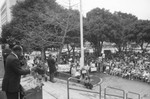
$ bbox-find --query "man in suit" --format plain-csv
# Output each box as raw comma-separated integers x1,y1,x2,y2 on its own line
2,45,30,99
47,54,56,83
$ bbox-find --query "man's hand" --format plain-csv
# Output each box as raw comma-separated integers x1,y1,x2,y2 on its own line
25,66,31,71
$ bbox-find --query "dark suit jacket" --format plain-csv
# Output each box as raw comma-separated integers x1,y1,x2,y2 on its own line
2,53,30,93
47,57,56,74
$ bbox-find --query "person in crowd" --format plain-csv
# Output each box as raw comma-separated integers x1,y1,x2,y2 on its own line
2,45,30,99
47,54,56,83
2,44,11,71
33,56,40,65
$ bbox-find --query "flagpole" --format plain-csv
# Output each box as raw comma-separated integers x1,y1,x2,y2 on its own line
80,0,84,68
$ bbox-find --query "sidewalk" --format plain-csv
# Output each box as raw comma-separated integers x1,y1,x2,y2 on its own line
43,88,56,99
42,78,101,99
42,74,150,99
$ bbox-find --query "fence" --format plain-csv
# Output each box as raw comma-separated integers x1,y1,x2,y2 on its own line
67,77,102,99
104,86,125,99
126,91,140,99
67,77,141,99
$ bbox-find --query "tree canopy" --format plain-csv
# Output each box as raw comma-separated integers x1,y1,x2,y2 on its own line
1,0,150,60
85,8,113,56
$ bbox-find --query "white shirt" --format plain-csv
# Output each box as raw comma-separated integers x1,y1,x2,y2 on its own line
11,52,18,59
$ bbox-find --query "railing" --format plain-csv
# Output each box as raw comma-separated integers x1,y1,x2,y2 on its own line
67,76,141,99
126,91,140,99
104,86,125,99
67,77,102,99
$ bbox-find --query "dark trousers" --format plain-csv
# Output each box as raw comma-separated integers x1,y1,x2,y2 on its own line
49,73,55,81
6,92,19,99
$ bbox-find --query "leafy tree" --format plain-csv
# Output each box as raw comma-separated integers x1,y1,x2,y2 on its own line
14,0,64,60
1,0,67,61
64,29,80,61
1,19,26,48
50,9,80,63
129,20,150,52
85,8,113,56
108,12,138,52
1,0,80,61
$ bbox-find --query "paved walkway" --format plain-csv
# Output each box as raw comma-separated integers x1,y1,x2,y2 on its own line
1,73,150,99
43,78,101,99
95,73,150,99
42,74,150,99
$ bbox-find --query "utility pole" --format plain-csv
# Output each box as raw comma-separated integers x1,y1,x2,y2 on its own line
80,0,84,68
69,0,71,9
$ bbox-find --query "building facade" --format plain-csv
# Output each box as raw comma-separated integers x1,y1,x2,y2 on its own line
0,0,18,37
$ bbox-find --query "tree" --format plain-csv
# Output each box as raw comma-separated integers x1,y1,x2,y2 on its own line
85,8,113,56
128,20,150,52
1,0,80,61
51,9,80,63
108,12,138,52
14,0,65,60
64,29,80,61
1,18,26,48
1,0,67,61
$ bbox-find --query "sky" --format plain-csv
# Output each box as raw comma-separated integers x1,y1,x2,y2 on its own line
0,0,150,20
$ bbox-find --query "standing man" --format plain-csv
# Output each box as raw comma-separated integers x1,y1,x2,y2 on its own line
47,54,56,83
2,44,11,71
2,45,30,99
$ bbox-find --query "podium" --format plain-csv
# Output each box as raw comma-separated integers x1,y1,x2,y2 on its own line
0,87,42,99
0,78,43,99
21,76,43,99
24,86,43,99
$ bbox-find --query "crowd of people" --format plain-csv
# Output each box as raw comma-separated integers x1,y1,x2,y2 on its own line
28,51,150,86
66,52,150,85
100,52,150,84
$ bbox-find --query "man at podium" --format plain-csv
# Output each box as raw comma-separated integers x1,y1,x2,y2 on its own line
2,45,30,99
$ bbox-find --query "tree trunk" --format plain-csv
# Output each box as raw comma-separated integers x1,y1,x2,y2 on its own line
67,44,71,60
99,41,103,55
117,44,122,53
145,42,150,51
140,42,144,52
72,46,75,62
96,41,103,57
57,45,63,63
118,47,122,52
57,12,70,63
41,48,45,62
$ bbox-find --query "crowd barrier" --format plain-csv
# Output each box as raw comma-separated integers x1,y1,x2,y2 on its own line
67,77,141,99
67,77,102,99
126,91,140,99
104,86,125,99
